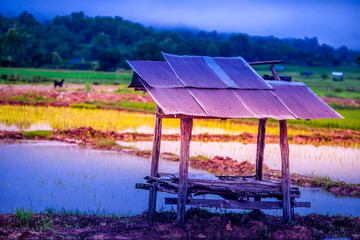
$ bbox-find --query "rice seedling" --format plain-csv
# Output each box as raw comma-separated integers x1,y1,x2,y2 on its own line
1,105,357,136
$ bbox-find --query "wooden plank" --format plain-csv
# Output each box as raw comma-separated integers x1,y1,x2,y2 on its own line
148,106,162,215
279,120,291,223
255,119,267,181
177,118,193,225
248,60,283,66
166,198,310,209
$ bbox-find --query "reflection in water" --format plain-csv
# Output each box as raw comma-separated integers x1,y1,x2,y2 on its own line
0,141,205,214
117,141,360,184
0,142,359,216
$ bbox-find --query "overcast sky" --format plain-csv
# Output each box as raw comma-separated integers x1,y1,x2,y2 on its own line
1,0,359,50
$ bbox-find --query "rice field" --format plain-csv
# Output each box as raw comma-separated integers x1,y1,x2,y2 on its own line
1,105,357,135
117,140,360,184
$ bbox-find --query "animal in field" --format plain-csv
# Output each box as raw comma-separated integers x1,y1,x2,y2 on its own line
54,79,65,88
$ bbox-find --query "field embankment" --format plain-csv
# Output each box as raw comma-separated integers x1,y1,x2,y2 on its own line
0,208,359,239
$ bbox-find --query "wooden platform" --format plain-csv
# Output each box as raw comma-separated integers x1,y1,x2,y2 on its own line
136,174,310,210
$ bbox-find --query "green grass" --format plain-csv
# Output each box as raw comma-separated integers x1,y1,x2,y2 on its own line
23,130,53,139
253,64,360,99
0,67,132,85
286,108,360,131
6,93,55,103
84,100,156,112
70,103,98,109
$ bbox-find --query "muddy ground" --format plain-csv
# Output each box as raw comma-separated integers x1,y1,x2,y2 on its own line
1,208,359,240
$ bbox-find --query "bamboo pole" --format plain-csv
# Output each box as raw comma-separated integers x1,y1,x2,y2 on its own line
148,106,162,215
176,118,193,225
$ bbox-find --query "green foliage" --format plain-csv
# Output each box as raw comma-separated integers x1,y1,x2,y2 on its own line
14,208,34,228
97,50,122,71
0,11,358,70
23,130,53,139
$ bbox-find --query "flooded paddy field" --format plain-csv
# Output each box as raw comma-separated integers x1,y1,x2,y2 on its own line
118,141,360,184
0,141,359,217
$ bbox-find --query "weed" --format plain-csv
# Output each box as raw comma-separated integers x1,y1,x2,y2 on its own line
14,208,34,228
23,130,53,139
36,216,54,230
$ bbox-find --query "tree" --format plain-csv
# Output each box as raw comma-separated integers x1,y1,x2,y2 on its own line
136,42,161,60
97,50,122,71
219,42,234,57
356,56,360,65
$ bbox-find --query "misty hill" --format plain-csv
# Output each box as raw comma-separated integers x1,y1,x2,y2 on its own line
0,11,358,71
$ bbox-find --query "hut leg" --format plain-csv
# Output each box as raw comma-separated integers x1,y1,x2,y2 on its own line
148,106,162,216
279,120,291,223
254,118,267,210
176,118,193,225
255,118,267,181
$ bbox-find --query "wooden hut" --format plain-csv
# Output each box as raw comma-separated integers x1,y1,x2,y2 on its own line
128,53,343,224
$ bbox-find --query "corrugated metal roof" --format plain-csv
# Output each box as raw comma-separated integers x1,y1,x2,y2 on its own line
127,60,183,88
214,57,273,90
267,81,344,119
143,85,207,116
187,89,255,118
127,53,343,120
232,90,296,120
163,53,229,88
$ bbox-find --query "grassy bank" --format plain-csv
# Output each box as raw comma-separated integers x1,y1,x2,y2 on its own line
1,208,359,239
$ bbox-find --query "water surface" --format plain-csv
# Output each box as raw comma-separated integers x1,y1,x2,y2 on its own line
1,141,359,216
118,141,360,184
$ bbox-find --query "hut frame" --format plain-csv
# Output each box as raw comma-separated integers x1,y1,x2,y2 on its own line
134,60,312,224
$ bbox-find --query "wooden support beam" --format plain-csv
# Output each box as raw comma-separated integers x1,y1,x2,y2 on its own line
177,118,193,225
166,198,310,209
248,60,284,66
255,119,267,181
279,120,291,223
148,106,162,215
271,64,281,81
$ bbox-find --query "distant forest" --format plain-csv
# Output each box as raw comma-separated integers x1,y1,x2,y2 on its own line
0,11,359,71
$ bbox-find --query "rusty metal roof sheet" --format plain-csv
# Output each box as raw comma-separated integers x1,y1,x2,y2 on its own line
187,89,255,118
267,81,344,119
127,60,183,88
232,90,296,120
213,57,273,90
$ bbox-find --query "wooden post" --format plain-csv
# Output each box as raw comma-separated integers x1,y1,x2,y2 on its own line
255,119,267,181
270,64,281,81
279,120,291,223
148,106,162,215
176,118,193,225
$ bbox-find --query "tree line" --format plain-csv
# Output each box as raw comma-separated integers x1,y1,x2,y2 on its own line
0,11,359,71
